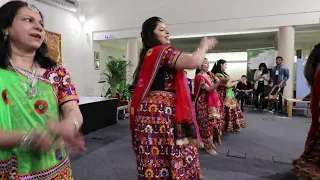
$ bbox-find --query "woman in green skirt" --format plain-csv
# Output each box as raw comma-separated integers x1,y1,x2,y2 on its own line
0,1,85,179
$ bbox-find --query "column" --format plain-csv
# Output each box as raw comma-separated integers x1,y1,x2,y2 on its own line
277,26,295,99
126,38,139,84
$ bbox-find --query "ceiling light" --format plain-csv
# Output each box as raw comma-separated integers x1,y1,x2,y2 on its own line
170,29,279,39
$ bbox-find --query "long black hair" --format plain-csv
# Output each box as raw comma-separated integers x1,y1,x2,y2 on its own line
132,17,163,85
258,63,269,74
304,43,320,87
195,68,201,75
0,1,56,69
211,59,229,77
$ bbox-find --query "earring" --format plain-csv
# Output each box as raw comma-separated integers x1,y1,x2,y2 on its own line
2,30,8,41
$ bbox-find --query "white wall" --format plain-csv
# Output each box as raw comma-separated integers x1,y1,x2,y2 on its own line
7,0,318,97
23,1,101,97
185,52,248,80
82,0,320,40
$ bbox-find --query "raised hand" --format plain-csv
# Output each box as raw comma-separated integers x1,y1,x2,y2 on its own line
200,37,218,51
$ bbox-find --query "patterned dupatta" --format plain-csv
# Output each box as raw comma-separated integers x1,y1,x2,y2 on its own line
130,45,202,145
306,69,320,147
194,72,222,118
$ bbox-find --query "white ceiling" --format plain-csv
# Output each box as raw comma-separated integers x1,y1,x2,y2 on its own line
98,24,320,52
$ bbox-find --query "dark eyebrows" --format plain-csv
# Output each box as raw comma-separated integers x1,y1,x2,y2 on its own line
158,27,167,30
23,15,43,24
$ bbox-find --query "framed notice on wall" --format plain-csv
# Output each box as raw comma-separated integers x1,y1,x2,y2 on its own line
246,48,276,83
94,51,100,61
45,30,62,65
94,51,100,70
94,60,100,70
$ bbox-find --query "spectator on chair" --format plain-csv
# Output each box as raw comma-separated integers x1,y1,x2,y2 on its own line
235,75,253,111
271,56,290,112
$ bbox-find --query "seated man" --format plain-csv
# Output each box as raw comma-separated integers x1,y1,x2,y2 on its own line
236,75,254,111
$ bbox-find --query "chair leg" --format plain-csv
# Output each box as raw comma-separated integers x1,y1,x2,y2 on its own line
275,98,278,115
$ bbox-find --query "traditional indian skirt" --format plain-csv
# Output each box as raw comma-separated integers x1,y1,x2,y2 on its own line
294,129,320,180
133,91,201,180
218,90,246,132
195,92,222,149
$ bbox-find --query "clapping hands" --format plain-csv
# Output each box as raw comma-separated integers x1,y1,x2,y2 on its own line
47,119,86,155
200,37,218,51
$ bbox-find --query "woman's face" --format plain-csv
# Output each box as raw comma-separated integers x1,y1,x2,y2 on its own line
221,63,227,71
154,22,170,45
6,7,45,51
201,59,209,72
260,66,265,70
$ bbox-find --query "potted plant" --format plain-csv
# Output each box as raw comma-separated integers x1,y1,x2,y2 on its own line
117,81,132,119
118,80,131,103
99,56,130,98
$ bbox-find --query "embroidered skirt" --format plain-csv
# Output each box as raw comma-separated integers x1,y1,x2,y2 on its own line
218,89,246,132
133,91,201,179
195,92,222,149
294,129,320,179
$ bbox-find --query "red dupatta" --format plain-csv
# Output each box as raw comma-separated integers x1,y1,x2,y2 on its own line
130,45,202,145
305,69,320,147
194,72,223,111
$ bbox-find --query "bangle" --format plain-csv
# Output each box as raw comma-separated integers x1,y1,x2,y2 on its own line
20,131,33,148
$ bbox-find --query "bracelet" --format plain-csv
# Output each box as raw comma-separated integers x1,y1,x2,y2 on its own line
20,130,33,148
73,118,80,132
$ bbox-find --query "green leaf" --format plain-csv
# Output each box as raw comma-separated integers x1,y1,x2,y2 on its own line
99,56,131,97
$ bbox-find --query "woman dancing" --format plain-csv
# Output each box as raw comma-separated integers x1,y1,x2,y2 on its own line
294,43,320,179
0,1,85,179
130,16,217,179
194,58,224,155
212,59,246,133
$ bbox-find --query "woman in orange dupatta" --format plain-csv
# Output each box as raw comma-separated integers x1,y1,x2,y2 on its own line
130,17,217,179
194,58,224,155
294,43,320,180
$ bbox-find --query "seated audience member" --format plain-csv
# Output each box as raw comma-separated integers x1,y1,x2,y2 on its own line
236,75,253,111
